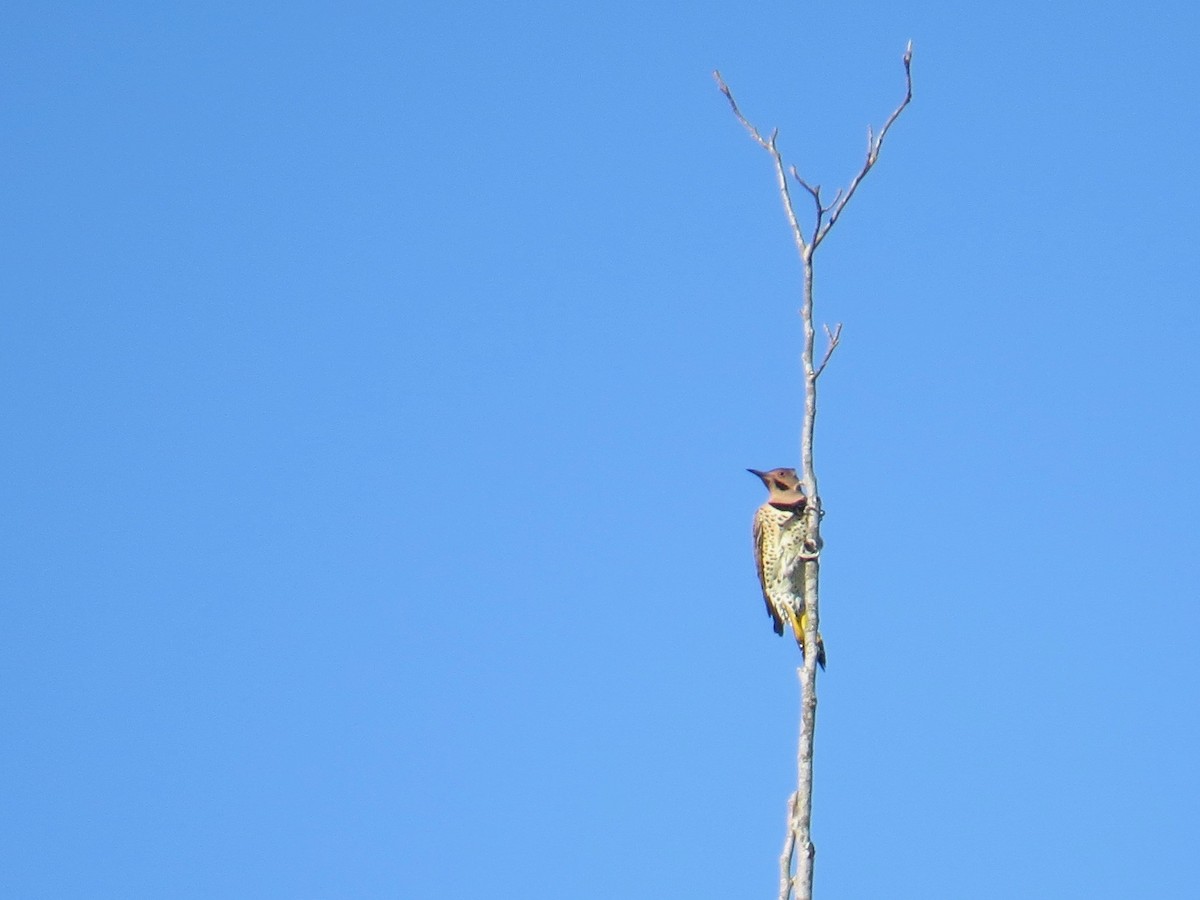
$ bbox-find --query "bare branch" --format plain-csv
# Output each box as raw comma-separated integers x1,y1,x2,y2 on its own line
814,322,843,378
713,71,810,251
790,166,825,241
814,41,914,248
712,69,771,149
795,182,824,236
778,792,799,900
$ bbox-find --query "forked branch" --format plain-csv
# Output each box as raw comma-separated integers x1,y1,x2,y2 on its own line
714,44,913,260
815,323,843,379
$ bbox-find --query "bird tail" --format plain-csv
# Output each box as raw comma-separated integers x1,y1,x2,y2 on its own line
787,607,827,670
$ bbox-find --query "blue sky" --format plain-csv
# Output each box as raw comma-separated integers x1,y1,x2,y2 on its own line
3,1,1199,897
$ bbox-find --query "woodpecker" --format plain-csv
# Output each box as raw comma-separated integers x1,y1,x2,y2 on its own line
747,467,826,669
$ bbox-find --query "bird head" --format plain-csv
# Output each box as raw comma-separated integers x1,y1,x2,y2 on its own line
747,467,807,510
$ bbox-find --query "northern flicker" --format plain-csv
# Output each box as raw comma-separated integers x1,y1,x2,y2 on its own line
747,467,826,669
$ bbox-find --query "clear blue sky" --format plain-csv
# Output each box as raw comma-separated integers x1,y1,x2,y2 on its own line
4,1,1199,897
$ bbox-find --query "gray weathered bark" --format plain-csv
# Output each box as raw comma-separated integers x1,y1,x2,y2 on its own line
714,43,913,900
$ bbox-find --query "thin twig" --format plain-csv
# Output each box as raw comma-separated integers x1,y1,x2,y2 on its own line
814,323,843,378
713,70,772,149
790,166,825,240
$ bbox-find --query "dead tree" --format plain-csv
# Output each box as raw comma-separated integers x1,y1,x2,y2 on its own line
714,43,913,900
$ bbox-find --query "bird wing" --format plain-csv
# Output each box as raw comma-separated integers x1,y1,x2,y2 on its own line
753,511,784,636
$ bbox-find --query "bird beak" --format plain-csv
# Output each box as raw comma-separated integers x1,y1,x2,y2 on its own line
746,468,766,479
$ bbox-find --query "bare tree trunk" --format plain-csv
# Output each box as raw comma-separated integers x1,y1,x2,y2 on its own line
714,43,913,900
